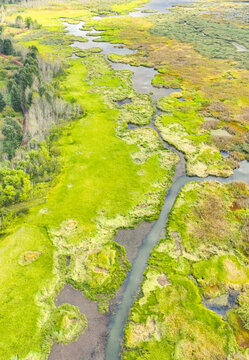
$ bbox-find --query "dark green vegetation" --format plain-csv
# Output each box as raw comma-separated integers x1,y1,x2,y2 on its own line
123,182,249,359
2,117,22,158
8,46,40,112
0,38,14,55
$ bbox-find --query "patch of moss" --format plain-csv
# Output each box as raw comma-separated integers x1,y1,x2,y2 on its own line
69,242,130,301
50,304,87,344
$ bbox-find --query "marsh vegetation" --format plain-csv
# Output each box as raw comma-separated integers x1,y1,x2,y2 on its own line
0,0,248,359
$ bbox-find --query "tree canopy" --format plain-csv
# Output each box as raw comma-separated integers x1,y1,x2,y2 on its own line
0,167,31,207
2,118,23,159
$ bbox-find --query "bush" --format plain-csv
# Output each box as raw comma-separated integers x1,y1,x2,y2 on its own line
13,143,60,182
0,167,31,206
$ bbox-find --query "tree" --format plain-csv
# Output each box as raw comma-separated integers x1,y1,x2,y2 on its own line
2,39,14,55
15,15,23,28
25,17,33,29
2,118,22,159
13,144,59,181
0,167,31,206
18,66,34,89
7,80,13,92
29,45,38,55
10,84,21,112
0,92,5,111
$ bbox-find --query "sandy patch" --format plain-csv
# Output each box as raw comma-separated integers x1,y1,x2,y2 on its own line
224,259,247,283
232,42,249,52
211,129,232,137
157,274,170,286
19,251,41,265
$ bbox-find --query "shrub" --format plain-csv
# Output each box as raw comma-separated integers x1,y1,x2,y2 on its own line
0,167,31,206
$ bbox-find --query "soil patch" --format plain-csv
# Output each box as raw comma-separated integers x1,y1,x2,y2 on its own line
49,285,108,360
114,221,155,264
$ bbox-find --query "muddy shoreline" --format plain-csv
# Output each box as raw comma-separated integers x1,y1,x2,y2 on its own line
49,221,155,360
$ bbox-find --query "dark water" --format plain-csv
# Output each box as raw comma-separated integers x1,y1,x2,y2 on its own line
93,0,195,18
220,150,231,158
63,2,249,360
66,255,71,266
111,61,182,101
203,290,240,317
115,98,132,106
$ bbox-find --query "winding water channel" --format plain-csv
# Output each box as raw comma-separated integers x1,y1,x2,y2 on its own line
62,1,249,359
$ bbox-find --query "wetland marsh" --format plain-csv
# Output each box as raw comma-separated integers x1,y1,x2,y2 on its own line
0,0,249,359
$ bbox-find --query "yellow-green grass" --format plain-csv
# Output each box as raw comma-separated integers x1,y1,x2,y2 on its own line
50,303,87,344
29,59,174,239
193,255,249,297
111,0,148,13
165,181,249,261
123,275,237,360
7,6,90,32
0,225,56,359
155,92,241,177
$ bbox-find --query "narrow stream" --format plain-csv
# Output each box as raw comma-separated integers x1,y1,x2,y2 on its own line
105,163,249,360
64,1,249,359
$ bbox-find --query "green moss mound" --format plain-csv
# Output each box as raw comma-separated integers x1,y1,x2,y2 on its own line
50,304,87,344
